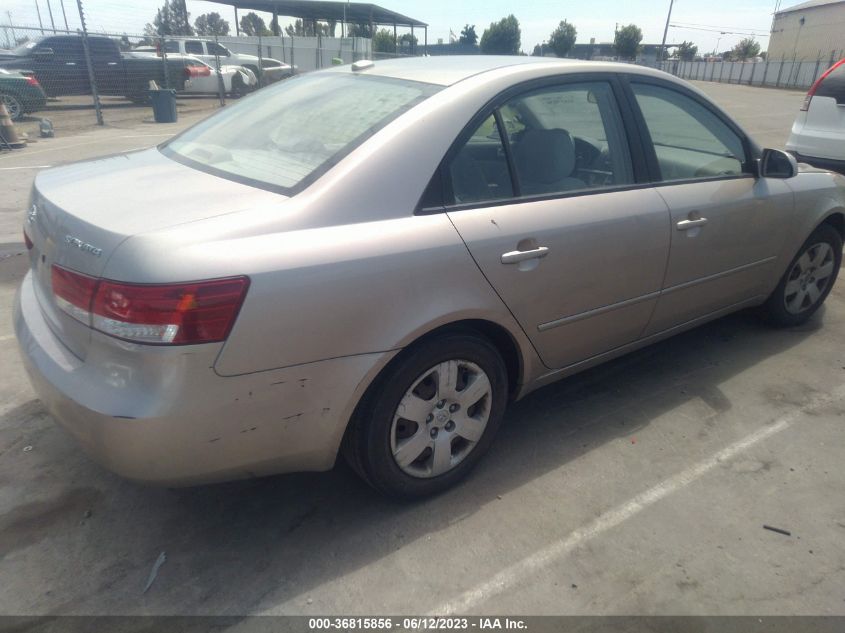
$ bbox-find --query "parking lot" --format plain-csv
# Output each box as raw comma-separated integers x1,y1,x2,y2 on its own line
1,79,844,618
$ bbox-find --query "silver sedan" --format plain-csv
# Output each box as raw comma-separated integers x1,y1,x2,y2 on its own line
15,56,845,498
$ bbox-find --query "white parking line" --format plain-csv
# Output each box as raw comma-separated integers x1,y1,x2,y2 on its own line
431,384,845,615
0,335,14,342
0,166,53,170
0,133,172,161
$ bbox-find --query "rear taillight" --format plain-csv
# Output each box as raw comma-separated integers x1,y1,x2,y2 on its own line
185,65,211,78
24,230,34,250
25,76,41,87
801,58,845,111
51,264,249,345
52,265,98,325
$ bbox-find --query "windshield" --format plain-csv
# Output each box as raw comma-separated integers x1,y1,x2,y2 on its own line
162,72,440,194
11,40,40,55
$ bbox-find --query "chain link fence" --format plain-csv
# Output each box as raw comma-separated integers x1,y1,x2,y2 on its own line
0,19,378,128
650,50,845,90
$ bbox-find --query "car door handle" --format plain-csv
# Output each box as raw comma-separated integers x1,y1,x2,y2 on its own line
107,62,118,66
65,62,76,66
676,218,708,230
501,246,549,264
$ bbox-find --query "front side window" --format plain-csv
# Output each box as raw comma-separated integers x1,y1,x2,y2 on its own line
164,74,440,193
163,40,180,53
208,42,229,56
632,83,747,181
185,41,204,55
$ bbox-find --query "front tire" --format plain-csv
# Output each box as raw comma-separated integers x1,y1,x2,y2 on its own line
0,92,23,121
344,331,508,499
761,223,842,327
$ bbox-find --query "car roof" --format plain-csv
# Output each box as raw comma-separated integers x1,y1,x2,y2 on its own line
327,55,672,87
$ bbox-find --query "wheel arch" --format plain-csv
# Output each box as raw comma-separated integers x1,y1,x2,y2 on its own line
821,210,845,242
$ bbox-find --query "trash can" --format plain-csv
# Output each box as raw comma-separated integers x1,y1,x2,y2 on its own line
149,88,177,123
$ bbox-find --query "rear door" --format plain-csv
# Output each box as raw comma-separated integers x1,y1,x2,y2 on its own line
87,37,123,95
442,77,671,369
626,79,795,335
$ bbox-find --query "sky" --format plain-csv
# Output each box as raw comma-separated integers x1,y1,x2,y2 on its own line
2,0,784,55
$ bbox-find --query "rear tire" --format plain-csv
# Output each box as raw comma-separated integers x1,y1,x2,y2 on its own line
760,223,841,327
343,330,508,499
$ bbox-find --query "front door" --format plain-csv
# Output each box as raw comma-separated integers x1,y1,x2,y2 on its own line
627,81,795,335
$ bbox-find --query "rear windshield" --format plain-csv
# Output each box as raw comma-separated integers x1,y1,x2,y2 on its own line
162,73,440,194
817,62,845,102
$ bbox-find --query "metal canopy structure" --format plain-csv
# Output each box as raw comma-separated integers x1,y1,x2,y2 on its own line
209,0,428,50
210,0,427,27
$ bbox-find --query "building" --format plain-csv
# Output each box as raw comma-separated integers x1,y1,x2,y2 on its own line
768,0,845,61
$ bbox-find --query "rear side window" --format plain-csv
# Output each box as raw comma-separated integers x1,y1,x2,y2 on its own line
448,114,513,204
185,41,204,55
632,83,746,181
816,62,845,103
499,82,634,195
163,40,179,54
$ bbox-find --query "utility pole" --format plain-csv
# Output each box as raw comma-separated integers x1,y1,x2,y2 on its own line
45,0,56,32
75,0,103,125
659,0,675,62
59,0,69,30
6,12,16,46
34,0,45,34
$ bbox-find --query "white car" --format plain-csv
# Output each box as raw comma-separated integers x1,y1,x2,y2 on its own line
162,39,294,84
126,50,256,96
786,59,845,174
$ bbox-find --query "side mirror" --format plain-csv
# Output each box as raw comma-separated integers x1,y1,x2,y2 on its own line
33,48,54,60
759,148,798,179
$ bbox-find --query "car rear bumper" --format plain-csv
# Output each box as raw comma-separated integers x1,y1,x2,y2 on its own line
14,271,393,486
789,151,845,176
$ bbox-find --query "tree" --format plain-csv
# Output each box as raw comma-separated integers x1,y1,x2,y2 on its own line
731,37,761,60
459,24,478,45
532,43,543,56
240,12,272,36
195,12,230,36
347,23,373,38
480,15,521,55
613,23,642,60
548,20,577,58
399,33,418,51
373,28,396,53
285,19,333,36
147,0,193,36
169,0,193,35
676,40,698,61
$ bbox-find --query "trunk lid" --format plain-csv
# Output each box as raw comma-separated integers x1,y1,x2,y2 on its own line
28,148,283,359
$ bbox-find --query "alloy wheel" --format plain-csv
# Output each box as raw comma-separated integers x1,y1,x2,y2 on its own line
783,242,836,315
1,94,22,121
390,359,492,478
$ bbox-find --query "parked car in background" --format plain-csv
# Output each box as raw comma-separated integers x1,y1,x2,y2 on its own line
0,68,47,120
787,59,845,174
0,35,190,100
126,49,256,97
161,39,294,83
15,57,844,499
